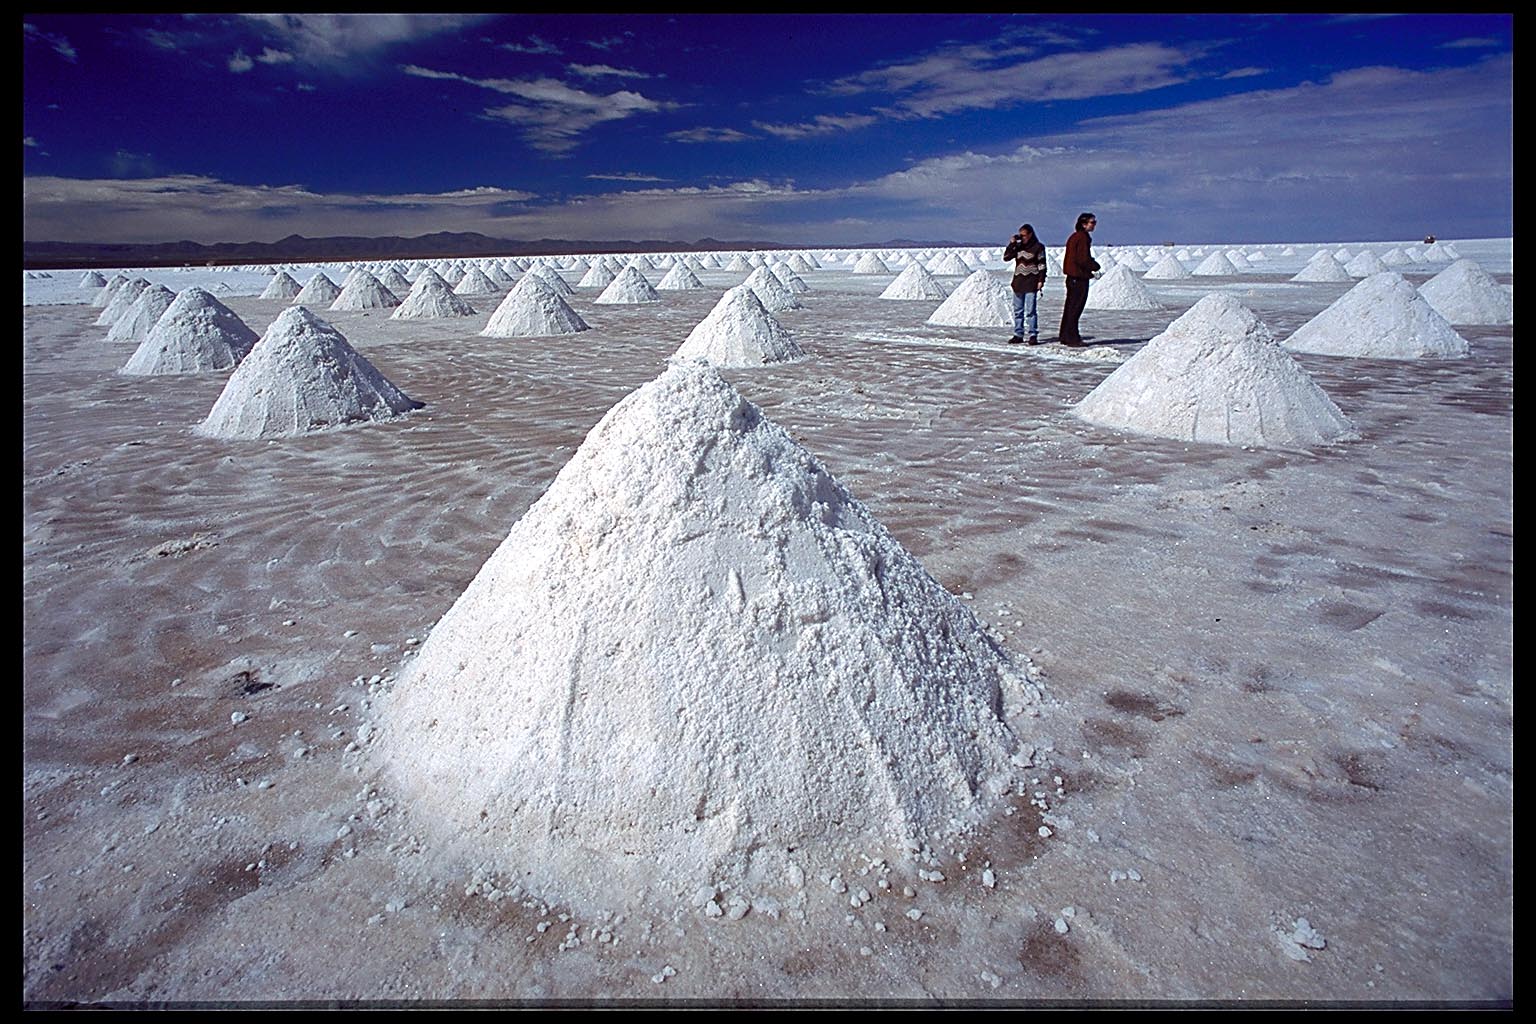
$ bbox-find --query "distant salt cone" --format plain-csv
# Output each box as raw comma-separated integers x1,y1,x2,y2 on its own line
880,262,949,300
672,286,803,367
925,270,1013,328
452,266,501,297
1290,252,1352,283
378,267,414,295
120,286,259,375
852,252,891,274
1085,264,1164,311
96,277,151,326
926,252,972,276
292,272,341,306
1380,248,1412,267
656,263,705,291
196,306,421,439
743,265,803,312
724,253,754,272
787,254,814,274
1284,272,1470,359
769,262,811,294
1344,251,1388,278
528,264,575,298
261,271,303,300
392,277,477,319
1417,259,1513,325
79,271,107,289
1074,293,1357,449
106,284,177,343
1192,251,1240,276
377,358,1028,917
330,270,400,311
578,262,617,289
486,264,516,287
91,273,132,308
481,274,590,337
595,265,662,304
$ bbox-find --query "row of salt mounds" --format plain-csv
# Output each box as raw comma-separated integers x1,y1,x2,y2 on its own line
1417,259,1513,325
96,277,151,325
106,284,177,343
1142,253,1191,280
79,271,107,289
1284,272,1469,359
672,286,803,367
926,269,1012,328
91,273,132,308
453,266,501,297
1074,293,1357,449
392,274,476,320
770,262,810,294
926,251,972,276
261,271,304,300
292,272,342,306
482,274,589,337
197,306,422,440
1291,251,1352,283
1084,264,1164,311
1191,251,1240,276
121,287,258,375
595,265,661,305
377,359,1028,917
744,265,803,313
656,262,706,291
881,262,949,300
330,269,400,311
852,252,891,274
1344,251,1388,278
578,262,617,289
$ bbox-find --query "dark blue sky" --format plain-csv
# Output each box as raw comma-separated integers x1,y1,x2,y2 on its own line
22,13,1514,245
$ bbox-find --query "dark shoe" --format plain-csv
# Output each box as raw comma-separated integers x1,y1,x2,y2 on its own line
1060,338,1087,348
1026,335,1041,345
1007,335,1024,344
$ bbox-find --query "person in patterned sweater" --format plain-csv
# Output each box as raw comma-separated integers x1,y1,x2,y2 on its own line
1002,223,1047,345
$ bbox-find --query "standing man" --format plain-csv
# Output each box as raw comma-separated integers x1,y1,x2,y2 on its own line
1002,223,1047,345
1058,212,1099,347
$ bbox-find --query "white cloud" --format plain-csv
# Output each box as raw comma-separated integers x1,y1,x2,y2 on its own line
23,23,77,63
500,35,560,55
1219,67,1268,80
296,82,317,92
569,63,650,79
256,47,295,65
585,34,632,52
666,126,754,144
752,114,878,140
1440,37,1502,49
228,50,254,73
243,14,491,64
585,173,669,182
24,137,39,148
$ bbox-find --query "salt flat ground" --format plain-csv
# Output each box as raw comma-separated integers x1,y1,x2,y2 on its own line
23,242,1512,1004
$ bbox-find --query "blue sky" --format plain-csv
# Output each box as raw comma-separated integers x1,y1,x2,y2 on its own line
22,13,1513,246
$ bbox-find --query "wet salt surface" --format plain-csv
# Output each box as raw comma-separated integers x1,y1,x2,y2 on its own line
23,249,1511,1003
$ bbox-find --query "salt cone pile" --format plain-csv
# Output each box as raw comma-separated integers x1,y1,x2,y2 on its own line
787,254,815,274
1284,272,1470,359
1381,248,1412,267
1143,253,1191,280
1290,252,1352,283
672,285,803,366
378,359,1027,916
95,277,151,326
770,263,811,294
880,262,949,300
486,264,516,287
926,270,1012,328
528,264,574,298
724,253,754,272
261,271,304,300
578,262,617,289
292,272,341,306
852,252,891,274
1085,264,1164,311
120,286,258,375
743,265,803,312
79,271,107,289
1417,259,1513,325
481,274,589,337
926,252,972,276
450,267,498,297
595,265,661,305
106,284,177,343
392,276,476,319
379,267,414,295
196,306,421,439
330,270,400,311
91,273,132,308
656,263,705,291
1074,293,1357,448
1192,251,1240,276
1345,251,1387,278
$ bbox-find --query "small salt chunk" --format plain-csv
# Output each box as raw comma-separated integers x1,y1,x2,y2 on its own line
282,619,295,627
230,711,248,725
704,900,723,918
691,886,716,907
982,869,996,889
859,946,872,957
344,630,358,638
927,871,945,883
662,965,676,977
536,921,550,933
1085,829,1100,843
726,901,749,921
122,753,139,765
1128,868,1142,882
1054,918,1069,934
1062,906,1076,918
902,886,915,898
906,908,923,921
257,780,272,790
829,877,847,894
337,825,352,838
1109,870,1126,883
1038,826,1053,838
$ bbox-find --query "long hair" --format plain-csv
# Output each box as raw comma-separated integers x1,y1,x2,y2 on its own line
1018,223,1036,240
1075,212,1096,231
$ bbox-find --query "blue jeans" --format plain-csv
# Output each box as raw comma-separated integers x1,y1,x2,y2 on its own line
1011,287,1038,338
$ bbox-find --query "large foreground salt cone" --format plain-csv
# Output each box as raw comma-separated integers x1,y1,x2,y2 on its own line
120,287,258,375
1416,259,1513,325
925,269,1012,327
481,274,589,337
672,285,803,366
379,360,1028,915
1074,293,1357,449
196,306,421,439
1284,272,1470,358
1085,264,1164,310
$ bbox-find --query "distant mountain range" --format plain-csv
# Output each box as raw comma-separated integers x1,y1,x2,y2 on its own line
23,232,990,269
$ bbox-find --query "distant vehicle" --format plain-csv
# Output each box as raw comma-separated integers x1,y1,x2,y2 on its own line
1423,235,1437,244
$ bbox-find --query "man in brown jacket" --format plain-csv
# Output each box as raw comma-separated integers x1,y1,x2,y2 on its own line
1058,212,1099,347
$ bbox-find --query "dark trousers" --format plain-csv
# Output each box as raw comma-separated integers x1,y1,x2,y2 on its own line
1060,277,1090,342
